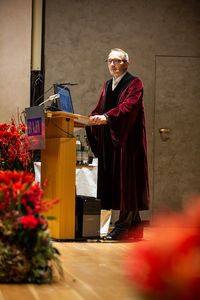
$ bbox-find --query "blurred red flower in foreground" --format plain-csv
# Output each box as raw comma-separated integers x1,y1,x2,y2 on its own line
124,197,200,300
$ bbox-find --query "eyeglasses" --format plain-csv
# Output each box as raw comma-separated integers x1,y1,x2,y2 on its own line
106,59,126,65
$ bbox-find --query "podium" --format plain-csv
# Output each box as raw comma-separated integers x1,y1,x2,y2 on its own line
41,111,90,240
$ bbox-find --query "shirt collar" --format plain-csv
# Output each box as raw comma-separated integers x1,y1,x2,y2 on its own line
112,72,127,90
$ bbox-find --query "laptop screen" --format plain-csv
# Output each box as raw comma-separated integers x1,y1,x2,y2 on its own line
50,84,74,113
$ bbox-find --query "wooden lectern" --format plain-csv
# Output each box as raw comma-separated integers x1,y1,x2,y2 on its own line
41,111,90,240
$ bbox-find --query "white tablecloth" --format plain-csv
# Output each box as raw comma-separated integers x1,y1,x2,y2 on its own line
34,162,97,197
76,166,97,197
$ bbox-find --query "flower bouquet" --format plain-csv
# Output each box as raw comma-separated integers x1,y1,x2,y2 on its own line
0,170,63,283
0,119,33,171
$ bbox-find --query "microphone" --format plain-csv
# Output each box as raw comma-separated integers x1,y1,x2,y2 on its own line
39,94,60,106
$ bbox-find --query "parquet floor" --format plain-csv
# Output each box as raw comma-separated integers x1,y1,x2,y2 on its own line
0,229,152,300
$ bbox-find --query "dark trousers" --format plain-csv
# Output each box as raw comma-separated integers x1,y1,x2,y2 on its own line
115,210,142,228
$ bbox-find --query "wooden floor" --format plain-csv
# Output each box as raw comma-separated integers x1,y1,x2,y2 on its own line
0,229,152,300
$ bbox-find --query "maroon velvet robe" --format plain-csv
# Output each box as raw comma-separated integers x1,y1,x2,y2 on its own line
86,72,149,211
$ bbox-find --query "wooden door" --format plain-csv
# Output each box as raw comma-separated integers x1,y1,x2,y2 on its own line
153,56,200,214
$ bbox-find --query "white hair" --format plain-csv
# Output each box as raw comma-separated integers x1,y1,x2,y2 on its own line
109,48,129,62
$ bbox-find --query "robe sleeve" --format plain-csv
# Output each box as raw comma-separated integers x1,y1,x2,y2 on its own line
105,77,144,146
85,84,106,157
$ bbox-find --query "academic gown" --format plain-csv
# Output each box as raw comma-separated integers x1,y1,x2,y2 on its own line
86,72,149,211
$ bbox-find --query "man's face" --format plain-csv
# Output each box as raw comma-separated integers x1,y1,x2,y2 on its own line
107,50,128,78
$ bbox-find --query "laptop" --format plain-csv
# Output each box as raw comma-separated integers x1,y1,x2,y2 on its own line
48,83,74,113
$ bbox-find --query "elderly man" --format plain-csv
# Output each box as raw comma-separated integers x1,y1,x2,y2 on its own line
86,48,149,241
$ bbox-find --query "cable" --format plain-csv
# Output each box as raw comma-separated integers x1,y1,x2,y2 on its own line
50,119,75,138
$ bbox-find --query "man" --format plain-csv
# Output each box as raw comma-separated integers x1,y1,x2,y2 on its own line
86,48,149,241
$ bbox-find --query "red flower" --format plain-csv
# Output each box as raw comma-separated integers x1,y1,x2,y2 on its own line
0,170,58,215
124,198,200,300
0,119,33,171
20,215,38,229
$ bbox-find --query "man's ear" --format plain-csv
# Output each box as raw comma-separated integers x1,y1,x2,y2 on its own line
124,61,129,67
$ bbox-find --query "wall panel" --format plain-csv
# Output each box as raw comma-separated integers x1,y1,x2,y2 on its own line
0,0,32,122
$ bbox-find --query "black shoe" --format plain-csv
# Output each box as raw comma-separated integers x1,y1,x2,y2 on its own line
103,226,129,241
127,224,144,241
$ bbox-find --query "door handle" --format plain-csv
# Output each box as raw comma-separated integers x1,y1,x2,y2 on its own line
159,128,170,141
159,128,170,134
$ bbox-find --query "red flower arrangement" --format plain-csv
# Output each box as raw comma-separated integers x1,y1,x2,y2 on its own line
0,170,62,283
0,119,33,171
124,197,200,300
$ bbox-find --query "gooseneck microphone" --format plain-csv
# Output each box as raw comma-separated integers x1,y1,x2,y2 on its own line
39,94,60,106
33,82,78,106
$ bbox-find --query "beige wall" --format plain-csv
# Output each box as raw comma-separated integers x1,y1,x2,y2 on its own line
44,0,200,212
44,0,200,115
0,0,32,122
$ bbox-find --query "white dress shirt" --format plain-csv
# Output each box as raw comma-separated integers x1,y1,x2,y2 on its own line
112,72,127,90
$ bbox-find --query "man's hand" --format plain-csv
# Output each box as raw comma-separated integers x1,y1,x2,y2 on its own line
89,115,107,125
